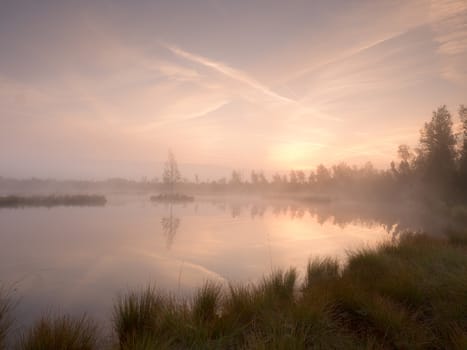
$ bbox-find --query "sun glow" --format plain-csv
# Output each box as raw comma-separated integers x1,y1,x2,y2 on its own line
269,142,325,169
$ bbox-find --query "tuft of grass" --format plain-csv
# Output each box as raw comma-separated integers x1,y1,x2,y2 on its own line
446,229,467,247
191,281,222,324
0,290,13,350
113,286,164,347
258,268,297,304
17,315,98,350
303,257,340,290
223,284,257,327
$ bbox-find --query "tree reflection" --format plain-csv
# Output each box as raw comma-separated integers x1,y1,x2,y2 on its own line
205,198,449,236
250,203,266,219
157,198,453,249
161,204,180,249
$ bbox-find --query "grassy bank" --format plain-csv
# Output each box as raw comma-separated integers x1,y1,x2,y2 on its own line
4,230,467,349
0,195,107,208
112,231,467,349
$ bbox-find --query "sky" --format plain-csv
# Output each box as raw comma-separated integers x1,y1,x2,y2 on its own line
1,0,466,180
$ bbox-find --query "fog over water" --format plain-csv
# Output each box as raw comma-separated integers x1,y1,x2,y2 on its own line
1,2,467,347
1,193,451,330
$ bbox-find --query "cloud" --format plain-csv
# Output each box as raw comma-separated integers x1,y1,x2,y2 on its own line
283,30,408,84
430,0,467,83
162,43,343,125
129,99,231,133
1,1,466,178
164,43,295,104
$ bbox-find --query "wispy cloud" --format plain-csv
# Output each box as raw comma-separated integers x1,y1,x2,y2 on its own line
1,0,466,177
283,30,408,84
130,99,231,133
430,0,467,83
164,43,295,104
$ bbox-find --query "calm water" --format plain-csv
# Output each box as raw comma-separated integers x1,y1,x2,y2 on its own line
0,195,433,328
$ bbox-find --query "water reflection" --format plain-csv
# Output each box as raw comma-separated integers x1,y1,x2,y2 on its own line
152,198,450,250
0,195,450,330
202,198,448,237
151,197,450,251
160,204,180,249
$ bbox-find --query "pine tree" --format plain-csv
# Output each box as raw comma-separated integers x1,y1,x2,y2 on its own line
416,106,457,188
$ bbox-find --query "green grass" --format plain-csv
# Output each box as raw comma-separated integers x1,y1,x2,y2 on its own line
17,315,99,350
113,231,467,349
3,229,467,349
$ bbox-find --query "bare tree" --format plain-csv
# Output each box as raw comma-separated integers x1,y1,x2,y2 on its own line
162,150,181,194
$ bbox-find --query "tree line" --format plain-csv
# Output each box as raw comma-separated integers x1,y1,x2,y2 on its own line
164,105,466,203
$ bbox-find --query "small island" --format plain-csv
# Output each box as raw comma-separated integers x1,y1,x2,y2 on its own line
150,150,194,203
150,193,194,202
0,194,107,208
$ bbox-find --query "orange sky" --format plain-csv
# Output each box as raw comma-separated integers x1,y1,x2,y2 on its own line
1,0,466,179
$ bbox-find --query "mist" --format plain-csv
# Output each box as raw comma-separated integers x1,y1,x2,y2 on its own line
1,1,467,349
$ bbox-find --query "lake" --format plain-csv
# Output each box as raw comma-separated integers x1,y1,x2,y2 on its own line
0,194,438,330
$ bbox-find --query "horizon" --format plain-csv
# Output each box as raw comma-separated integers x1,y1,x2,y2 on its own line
1,0,467,179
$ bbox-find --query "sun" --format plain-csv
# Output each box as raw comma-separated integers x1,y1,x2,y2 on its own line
269,142,325,169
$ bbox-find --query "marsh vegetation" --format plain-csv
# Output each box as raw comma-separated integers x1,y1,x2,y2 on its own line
0,290,12,350
0,195,107,208
110,230,467,349
150,193,194,203
2,229,466,349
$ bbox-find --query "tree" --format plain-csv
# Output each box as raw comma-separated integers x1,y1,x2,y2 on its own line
459,105,467,175
230,170,243,186
296,170,306,184
272,173,282,185
416,105,457,187
257,171,268,185
332,163,353,186
308,170,316,185
398,144,412,163
394,144,413,179
162,150,181,194
250,170,259,186
289,170,298,185
316,164,331,187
